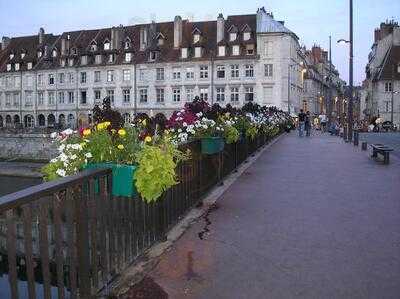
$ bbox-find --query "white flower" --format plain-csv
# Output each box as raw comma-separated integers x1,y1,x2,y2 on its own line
183,122,188,127
58,144,66,152
177,128,182,133
59,153,68,162
50,158,58,163
62,129,74,136
85,152,93,158
70,154,77,160
50,132,58,139
56,169,66,177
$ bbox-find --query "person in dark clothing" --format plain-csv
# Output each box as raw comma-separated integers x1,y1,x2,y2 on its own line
305,111,311,137
298,109,306,137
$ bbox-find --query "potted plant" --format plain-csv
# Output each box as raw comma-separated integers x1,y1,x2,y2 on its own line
194,117,225,154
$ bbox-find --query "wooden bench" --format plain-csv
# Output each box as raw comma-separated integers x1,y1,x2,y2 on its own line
370,144,394,164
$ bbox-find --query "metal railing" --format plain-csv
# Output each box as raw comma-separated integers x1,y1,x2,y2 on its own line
0,133,275,298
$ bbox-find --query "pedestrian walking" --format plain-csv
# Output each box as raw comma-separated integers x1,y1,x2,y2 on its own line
305,111,312,137
319,113,327,132
298,109,306,137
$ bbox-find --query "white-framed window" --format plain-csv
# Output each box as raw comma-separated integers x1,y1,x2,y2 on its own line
94,90,101,103
58,73,65,84
95,55,102,64
217,65,225,79
245,65,254,77
246,44,255,55
245,86,254,101
38,92,44,105
124,40,131,49
58,91,65,104
149,51,158,61
13,93,19,107
156,68,164,80
48,74,55,85
200,88,208,101
80,90,87,104
61,59,66,67
80,72,87,83
139,69,147,81
123,89,131,102
68,73,74,83
193,34,200,44
27,62,33,70
5,93,11,106
9,53,14,60
384,82,392,92
200,65,208,79
194,47,202,58
81,55,88,65
107,70,114,82
181,48,188,59
108,54,114,63
90,43,97,51
172,68,181,80
15,76,21,88
243,32,251,41
68,58,74,67
156,88,165,103
52,49,57,57
186,88,194,102
37,51,42,58
25,92,32,106
107,89,114,103
216,87,225,102
230,33,237,41
139,88,148,103
125,52,132,63
104,41,110,50
15,63,20,71
265,64,273,77
26,75,33,87
385,101,391,112
232,45,240,56
6,64,11,71
68,91,74,104
264,41,273,57
186,67,194,79
48,91,55,105
123,69,131,81
94,71,101,83
231,65,239,78
172,88,181,102
230,87,239,102
218,46,226,57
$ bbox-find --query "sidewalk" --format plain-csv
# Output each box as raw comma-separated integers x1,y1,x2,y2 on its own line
136,132,400,299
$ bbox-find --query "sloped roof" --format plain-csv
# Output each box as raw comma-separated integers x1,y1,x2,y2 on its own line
376,46,400,80
257,12,297,39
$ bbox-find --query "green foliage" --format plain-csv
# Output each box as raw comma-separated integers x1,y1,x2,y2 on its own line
42,160,64,181
85,129,114,163
224,126,240,144
246,125,258,140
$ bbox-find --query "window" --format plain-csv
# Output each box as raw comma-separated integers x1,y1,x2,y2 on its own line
104,41,110,50
123,89,131,102
27,62,32,70
157,37,164,46
230,33,237,41
38,92,44,105
15,63,20,71
193,34,200,44
9,53,14,60
90,43,97,51
194,47,202,58
125,53,132,63
173,88,181,102
68,91,74,104
94,71,101,83
26,76,33,87
181,48,188,59
68,58,74,67
232,45,240,56
245,87,254,101
94,90,101,103
200,66,208,79
200,88,208,101
80,91,87,104
230,87,239,102
61,59,66,67
139,89,148,103
59,73,65,84
186,88,194,102
48,92,55,105
80,72,87,83
108,54,114,63
13,93,19,107
243,32,251,41
245,65,254,77
265,64,273,77
246,44,255,55
95,55,102,64
124,40,131,49
398,63,400,73
156,88,165,103
81,55,88,65
52,50,57,57
58,91,65,104
139,69,147,81
231,65,239,78
107,90,114,103
172,68,181,80
123,69,131,81
6,64,11,71
149,51,158,61
156,68,165,80
68,73,74,83
25,92,32,106
107,70,114,82
37,51,42,58
384,82,392,92
49,74,55,85
263,86,273,105
385,101,391,112
216,87,225,102
217,65,225,79
5,93,11,106
264,41,273,57
186,67,194,79
218,46,226,57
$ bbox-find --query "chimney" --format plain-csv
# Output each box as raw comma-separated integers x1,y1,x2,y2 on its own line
1,36,10,50
38,27,45,45
44,45,49,57
216,13,225,43
374,29,380,43
174,16,183,48
140,26,148,51
150,21,156,38
61,38,66,55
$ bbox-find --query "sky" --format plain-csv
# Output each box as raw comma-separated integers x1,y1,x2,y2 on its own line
0,0,399,85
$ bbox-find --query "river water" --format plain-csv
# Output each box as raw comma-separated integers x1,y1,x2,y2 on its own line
0,176,42,197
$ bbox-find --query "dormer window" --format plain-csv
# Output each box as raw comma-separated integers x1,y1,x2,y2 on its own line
9,53,14,60
232,45,240,56
194,47,202,58
218,46,226,57
125,52,132,62
71,48,77,55
38,51,42,58
158,38,164,46
398,63,400,73
193,34,200,44
27,62,33,70
243,32,251,41
61,59,66,67
6,64,11,71
21,53,26,59
81,55,88,65
90,42,97,51
52,49,57,57
15,63,20,71
95,54,102,64
230,33,237,41
108,54,114,63
104,41,110,50
246,44,255,55
149,51,158,61
68,58,74,66
124,39,131,50
181,48,188,59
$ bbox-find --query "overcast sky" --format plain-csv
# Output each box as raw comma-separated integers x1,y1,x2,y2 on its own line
1,0,399,85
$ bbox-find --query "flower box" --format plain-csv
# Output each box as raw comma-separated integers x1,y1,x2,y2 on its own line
84,163,137,197
201,137,225,155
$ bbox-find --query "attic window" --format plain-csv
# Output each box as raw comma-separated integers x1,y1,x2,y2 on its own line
21,53,26,59
232,45,240,56
52,49,57,57
193,34,200,44
68,58,74,66
15,63,20,71
61,59,66,67
124,40,131,49
230,33,237,41
9,53,14,60
108,54,114,63
104,41,110,50
27,62,33,70
95,55,102,64
90,44,97,51
158,38,164,46
181,48,188,59
81,55,88,65
218,46,226,57
6,64,11,71
71,48,77,55
194,47,202,58
243,32,251,41
246,44,255,55
125,52,132,62
149,51,158,61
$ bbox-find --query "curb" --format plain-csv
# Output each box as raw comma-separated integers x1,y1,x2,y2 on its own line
108,133,285,298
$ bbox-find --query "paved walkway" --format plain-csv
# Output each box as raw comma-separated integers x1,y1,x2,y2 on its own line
147,132,400,299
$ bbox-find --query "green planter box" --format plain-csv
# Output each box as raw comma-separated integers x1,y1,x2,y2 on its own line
201,137,225,155
85,163,137,197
